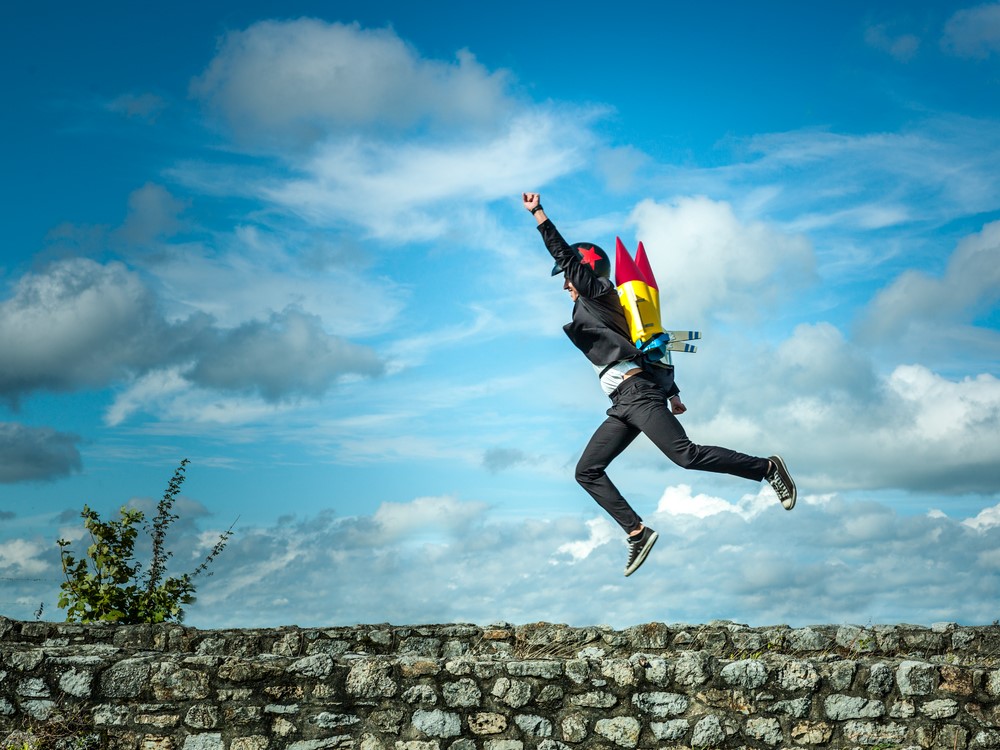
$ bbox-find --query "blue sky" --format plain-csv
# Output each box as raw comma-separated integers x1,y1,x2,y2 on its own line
2,1,999,629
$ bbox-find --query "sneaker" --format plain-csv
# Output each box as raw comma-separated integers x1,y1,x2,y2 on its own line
766,455,796,510
624,526,659,577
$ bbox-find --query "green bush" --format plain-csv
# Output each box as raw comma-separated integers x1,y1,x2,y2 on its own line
57,459,234,624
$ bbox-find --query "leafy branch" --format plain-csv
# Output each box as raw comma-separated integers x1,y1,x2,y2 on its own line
57,460,235,624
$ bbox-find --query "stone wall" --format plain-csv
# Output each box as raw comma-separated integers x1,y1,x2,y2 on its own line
3,617,1000,749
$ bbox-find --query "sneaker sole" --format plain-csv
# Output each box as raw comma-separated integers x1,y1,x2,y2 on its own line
624,531,659,577
771,455,796,511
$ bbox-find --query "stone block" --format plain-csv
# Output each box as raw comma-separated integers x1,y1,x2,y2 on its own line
600,658,636,686
650,719,689,741
778,659,820,692
515,714,553,737
720,659,769,689
58,667,93,697
288,654,334,678
940,664,975,695
442,678,480,707
842,720,906,746
632,691,689,718
468,712,507,735
691,715,725,747
560,713,588,743
791,721,832,745
865,662,894,695
920,698,960,719
347,660,398,698
492,677,532,708
897,660,938,696
413,709,461,738
673,651,710,687
745,717,783,746
230,737,269,750
594,717,640,748
507,660,563,679
100,658,151,699
182,734,224,750
823,694,885,720
568,691,616,708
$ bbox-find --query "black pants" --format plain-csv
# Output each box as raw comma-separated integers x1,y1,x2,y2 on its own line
575,373,770,534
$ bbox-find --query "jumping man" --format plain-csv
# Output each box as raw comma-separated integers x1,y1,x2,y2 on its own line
523,192,796,577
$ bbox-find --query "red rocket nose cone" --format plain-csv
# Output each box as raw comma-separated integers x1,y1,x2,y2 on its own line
614,236,642,285
634,241,658,289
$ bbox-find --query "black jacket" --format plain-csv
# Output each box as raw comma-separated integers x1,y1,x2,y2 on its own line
538,218,678,398
538,219,638,367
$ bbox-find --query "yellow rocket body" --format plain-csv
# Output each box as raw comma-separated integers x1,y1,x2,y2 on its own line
614,237,700,364
617,278,664,346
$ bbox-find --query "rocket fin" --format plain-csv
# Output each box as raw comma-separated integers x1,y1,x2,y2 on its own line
664,330,702,342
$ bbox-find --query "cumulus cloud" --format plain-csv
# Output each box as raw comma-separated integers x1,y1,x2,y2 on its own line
0,423,82,483
661,319,998,495
629,196,815,323
259,111,593,240
964,502,1000,530
186,307,384,402
7,487,1000,626
373,495,489,540
942,3,1000,58
165,493,1000,628
0,254,384,416
192,19,513,144
859,219,1000,359
180,18,596,242
137,224,404,337
0,539,50,575
0,258,174,403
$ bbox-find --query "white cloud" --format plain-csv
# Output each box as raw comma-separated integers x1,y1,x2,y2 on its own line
192,19,513,143
139,226,404,337
186,307,384,402
0,539,49,575
157,492,1000,628
258,111,594,241
629,196,815,323
556,517,615,561
0,258,169,401
373,495,490,540
656,484,775,520
859,219,1000,359
183,18,597,242
651,120,1000,269
963,501,1000,530
942,3,1000,58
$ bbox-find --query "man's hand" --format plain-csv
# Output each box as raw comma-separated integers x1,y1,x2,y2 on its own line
669,395,687,415
522,192,541,212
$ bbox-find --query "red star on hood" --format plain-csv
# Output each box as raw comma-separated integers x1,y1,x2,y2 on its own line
578,246,601,270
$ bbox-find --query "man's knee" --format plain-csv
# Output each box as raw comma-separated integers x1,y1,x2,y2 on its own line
575,459,602,486
667,444,699,470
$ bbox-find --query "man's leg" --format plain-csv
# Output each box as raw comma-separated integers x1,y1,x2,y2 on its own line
575,415,643,533
576,415,660,576
619,379,770,481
